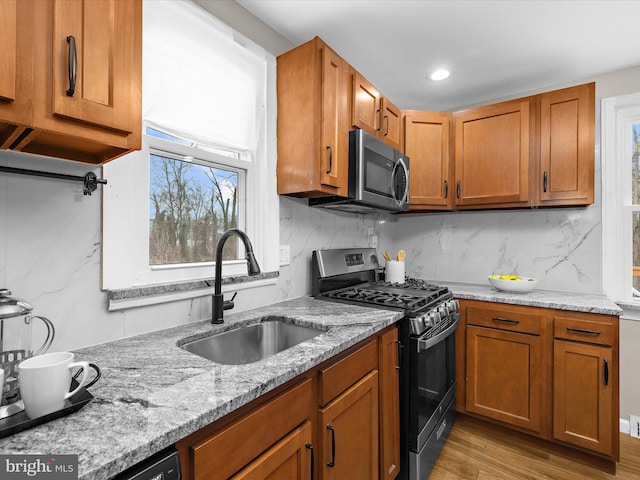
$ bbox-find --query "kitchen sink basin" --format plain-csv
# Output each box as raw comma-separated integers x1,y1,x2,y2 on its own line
181,318,324,365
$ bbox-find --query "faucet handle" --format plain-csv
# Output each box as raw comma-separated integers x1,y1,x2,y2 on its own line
223,292,238,311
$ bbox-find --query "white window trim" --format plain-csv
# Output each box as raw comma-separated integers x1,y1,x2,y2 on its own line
601,92,640,305
101,37,278,299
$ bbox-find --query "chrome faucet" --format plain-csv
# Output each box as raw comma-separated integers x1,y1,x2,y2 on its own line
212,228,261,324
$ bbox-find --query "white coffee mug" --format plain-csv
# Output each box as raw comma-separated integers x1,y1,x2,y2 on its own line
18,352,90,419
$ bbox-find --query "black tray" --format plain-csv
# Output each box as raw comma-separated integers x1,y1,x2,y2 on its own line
0,379,94,439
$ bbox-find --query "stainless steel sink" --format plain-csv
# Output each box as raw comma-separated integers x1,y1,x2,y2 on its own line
181,318,324,365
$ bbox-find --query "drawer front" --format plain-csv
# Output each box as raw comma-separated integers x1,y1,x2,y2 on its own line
319,339,378,406
554,315,616,346
191,378,313,480
466,305,543,335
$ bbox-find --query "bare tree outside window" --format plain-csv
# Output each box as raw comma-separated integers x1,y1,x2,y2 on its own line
149,154,239,265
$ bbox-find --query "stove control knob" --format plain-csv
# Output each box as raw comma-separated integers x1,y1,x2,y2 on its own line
429,311,441,326
437,304,448,316
449,299,460,312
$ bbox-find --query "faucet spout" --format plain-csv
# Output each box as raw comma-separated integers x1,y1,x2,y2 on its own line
212,228,261,324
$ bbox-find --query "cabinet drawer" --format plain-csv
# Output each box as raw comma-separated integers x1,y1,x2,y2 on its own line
466,305,543,335
554,315,616,346
191,378,313,480
319,339,377,406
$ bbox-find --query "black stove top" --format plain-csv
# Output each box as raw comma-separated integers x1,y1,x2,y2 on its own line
322,278,450,314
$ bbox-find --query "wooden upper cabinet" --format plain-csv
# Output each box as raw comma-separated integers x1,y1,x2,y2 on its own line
537,83,595,206
50,0,137,135
352,71,402,150
0,0,33,146
403,110,453,210
352,72,380,135
277,37,350,197
0,0,18,104
454,98,532,208
0,0,141,164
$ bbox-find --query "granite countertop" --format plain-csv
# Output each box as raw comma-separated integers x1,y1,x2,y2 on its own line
441,281,623,316
0,297,402,480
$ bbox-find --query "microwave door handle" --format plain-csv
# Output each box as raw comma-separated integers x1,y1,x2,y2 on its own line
391,161,400,205
395,159,409,205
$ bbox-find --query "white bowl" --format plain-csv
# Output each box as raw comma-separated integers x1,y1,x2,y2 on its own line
488,276,538,293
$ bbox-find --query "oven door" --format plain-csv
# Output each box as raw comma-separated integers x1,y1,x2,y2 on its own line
409,313,459,452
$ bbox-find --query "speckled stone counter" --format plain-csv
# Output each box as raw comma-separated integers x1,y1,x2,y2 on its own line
441,281,622,316
0,297,402,480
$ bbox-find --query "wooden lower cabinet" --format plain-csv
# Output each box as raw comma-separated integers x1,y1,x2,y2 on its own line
231,421,314,480
378,327,401,480
177,332,397,480
320,371,379,480
457,299,620,467
466,325,543,433
553,340,614,456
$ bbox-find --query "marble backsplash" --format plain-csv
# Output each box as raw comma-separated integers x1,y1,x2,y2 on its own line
0,148,602,351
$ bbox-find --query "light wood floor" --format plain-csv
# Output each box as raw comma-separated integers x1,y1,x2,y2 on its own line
429,415,640,480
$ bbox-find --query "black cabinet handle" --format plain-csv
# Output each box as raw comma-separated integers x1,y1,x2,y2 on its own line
384,115,389,136
604,359,609,386
66,36,77,97
456,181,461,199
305,443,314,480
326,424,336,467
326,146,332,175
444,180,449,199
492,316,520,325
543,171,548,192
395,340,402,370
566,327,601,336
375,109,381,131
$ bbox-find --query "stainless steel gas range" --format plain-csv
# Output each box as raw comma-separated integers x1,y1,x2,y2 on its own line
312,247,460,480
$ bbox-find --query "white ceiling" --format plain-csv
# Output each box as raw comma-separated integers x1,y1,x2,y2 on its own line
236,0,640,111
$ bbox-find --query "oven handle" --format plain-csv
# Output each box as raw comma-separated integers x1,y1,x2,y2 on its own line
416,313,460,352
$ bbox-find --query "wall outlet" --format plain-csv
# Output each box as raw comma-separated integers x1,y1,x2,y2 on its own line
630,415,640,438
279,245,290,266
368,235,378,248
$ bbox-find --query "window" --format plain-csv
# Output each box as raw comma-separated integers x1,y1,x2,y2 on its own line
147,128,243,267
102,0,278,301
602,93,640,304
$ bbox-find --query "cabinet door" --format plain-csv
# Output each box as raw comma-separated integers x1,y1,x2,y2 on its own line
404,111,452,210
352,71,381,135
538,83,595,206
380,97,402,151
0,0,33,144
466,325,543,433
320,47,350,191
454,98,531,207
50,0,138,134
0,0,17,104
553,340,614,456
378,328,400,480
320,371,379,480
231,421,313,480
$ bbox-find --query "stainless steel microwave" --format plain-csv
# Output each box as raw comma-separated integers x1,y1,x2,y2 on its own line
309,129,410,213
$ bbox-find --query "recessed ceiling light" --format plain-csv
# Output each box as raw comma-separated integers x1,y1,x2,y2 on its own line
430,69,450,81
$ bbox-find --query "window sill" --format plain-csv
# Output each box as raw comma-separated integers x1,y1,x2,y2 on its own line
615,301,640,321
106,271,279,311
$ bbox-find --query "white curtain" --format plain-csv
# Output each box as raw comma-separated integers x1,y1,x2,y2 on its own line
143,0,266,153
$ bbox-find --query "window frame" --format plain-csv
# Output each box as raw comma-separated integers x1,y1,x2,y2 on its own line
101,8,279,301
601,92,640,304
